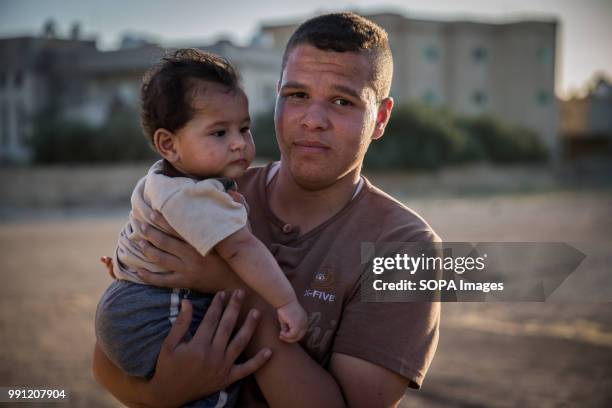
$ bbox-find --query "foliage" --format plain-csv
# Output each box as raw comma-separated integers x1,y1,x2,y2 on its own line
366,104,464,170
455,115,548,163
251,109,280,160
366,104,547,169
30,107,157,164
29,103,547,168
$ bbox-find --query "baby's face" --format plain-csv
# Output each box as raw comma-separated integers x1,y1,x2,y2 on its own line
173,84,255,179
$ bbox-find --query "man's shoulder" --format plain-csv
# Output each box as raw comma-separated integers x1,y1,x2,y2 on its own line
356,177,440,243
236,164,267,185
235,163,271,200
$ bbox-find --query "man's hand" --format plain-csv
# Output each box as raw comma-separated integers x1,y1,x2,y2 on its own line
93,289,272,407
151,290,270,404
135,212,240,292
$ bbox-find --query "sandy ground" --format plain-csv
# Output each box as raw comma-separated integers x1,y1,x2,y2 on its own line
1,165,611,407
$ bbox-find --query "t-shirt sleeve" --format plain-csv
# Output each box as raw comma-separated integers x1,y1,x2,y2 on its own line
145,176,248,256
331,225,441,389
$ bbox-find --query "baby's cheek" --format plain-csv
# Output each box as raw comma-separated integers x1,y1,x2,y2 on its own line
204,148,226,164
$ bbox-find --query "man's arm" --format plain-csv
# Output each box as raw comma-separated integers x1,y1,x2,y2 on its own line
330,353,410,408
93,343,155,408
136,217,426,407
242,296,410,408
92,291,272,407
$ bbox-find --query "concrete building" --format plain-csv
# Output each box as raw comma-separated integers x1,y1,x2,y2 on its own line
1,12,559,163
561,76,612,137
0,30,281,163
559,75,612,158
257,12,559,158
0,35,97,162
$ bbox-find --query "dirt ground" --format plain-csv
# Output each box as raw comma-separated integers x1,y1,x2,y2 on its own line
1,165,611,407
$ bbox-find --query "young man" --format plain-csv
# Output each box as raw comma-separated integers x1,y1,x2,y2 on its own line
93,12,440,407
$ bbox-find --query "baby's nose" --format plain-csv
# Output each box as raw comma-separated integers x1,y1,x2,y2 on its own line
230,133,246,150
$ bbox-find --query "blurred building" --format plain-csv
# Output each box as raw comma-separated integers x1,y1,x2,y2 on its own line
0,25,281,163
560,75,612,157
1,12,560,163
256,12,559,158
0,30,97,162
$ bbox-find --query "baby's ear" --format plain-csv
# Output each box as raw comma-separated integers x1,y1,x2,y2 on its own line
153,129,179,162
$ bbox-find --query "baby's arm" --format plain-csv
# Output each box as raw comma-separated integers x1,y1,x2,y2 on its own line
148,177,306,341
215,227,308,342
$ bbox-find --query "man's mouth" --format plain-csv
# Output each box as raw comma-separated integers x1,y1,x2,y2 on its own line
293,140,330,153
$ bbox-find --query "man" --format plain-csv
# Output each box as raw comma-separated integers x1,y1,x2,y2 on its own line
93,12,440,407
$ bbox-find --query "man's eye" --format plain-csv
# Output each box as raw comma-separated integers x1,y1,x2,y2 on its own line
289,92,307,99
332,98,352,106
211,130,226,137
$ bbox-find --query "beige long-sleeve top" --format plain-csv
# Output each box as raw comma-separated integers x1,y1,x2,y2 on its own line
113,160,248,283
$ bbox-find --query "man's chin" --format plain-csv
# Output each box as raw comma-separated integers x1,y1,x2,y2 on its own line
289,166,340,191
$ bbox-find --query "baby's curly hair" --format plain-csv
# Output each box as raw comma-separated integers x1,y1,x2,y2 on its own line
140,48,240,145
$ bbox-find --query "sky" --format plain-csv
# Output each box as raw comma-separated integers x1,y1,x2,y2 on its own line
1,0,611,98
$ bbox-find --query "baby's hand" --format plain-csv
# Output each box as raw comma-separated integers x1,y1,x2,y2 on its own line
100,256,115,279
277,300,308,343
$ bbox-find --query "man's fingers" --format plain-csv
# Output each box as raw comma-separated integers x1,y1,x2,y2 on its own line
227,191,244,204
150,211,178,235
136,268,179,288
211,290,244,352
141,222,188,257
139,239,184,271
227,348,272,385
225,308,260,362
162,299,193,352
192,292,226,345
227,191,249,212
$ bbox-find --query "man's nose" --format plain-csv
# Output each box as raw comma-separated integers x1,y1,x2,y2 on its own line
301,102,329,131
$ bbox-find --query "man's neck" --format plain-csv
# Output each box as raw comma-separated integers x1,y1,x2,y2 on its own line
268,163,361,234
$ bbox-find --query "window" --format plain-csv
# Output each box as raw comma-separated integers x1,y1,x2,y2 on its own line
537,47,552,65
471,90,488,106
261,84,276,108
14,71,23,88
472,47,488,63
16,101,28,144
422,89,436,105
423,46,439,63
1,102,9,147
536,89,551,106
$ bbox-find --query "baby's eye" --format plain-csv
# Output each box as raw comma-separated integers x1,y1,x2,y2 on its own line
332,98,352,106
240,126,251,134
211,130,226,137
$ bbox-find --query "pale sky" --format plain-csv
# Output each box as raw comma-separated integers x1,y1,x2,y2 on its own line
1,0,611,98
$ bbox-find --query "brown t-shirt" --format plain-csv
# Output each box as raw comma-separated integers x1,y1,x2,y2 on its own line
236,163,441,406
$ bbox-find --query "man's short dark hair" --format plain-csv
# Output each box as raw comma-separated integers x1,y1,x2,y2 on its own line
282,12,393,102
140,48,239,144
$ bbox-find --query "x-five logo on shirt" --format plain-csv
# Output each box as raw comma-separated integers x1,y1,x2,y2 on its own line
304,269,336,302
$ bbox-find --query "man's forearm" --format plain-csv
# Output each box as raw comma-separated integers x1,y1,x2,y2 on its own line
92,343,158,408
243,295,346,408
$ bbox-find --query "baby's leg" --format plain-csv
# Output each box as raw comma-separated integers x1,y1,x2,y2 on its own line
95,280,240,407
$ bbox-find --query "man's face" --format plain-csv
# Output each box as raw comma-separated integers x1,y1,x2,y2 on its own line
274,44,388,190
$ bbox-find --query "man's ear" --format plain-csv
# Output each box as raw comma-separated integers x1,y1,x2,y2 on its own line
372,97,394,141
153,129,180,162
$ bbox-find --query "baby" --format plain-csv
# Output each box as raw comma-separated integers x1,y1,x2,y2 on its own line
95,49,307,407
